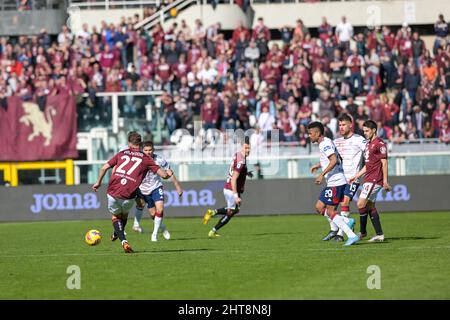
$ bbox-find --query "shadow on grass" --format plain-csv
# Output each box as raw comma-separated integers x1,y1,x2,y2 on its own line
384,236,440,241
135,248,212,254
353,236,439,246
169,237,208,241
252,232,305,236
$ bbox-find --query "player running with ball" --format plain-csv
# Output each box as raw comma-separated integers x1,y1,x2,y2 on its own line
132,141,184,242
307,121,359,246
349,120,391,242
92,132,173,253
202,136,252,238
317,114,367,242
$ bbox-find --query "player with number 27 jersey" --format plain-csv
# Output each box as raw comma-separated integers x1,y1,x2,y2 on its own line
92,132,172,254
107,148,160,200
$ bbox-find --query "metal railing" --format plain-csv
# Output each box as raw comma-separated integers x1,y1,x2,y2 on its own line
134,0,198,30
67,0,160,9
79,91,163,134
73,150,450,184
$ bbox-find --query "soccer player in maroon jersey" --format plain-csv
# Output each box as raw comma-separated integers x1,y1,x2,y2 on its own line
92,132,173,253
349,120,392,242
202,137,252,238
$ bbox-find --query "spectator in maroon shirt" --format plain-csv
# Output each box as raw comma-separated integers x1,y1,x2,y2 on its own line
369,98,385,124
151,23,165,51
346,48,365,95
105,68,122,92
252,17,270,42
382,26,396,51
236,97,251,130
219,95,237,130
318,17,333,44
397,29,413,62
439,119,450,144
435,47,449,71
432,101,449,136
99,45,116,70
139,55,154,81
423,120,435,138
156,56,172,85
259,60,277,87
201,95,219,131
298,123,309,148
232,21,250,45
278,110,297,142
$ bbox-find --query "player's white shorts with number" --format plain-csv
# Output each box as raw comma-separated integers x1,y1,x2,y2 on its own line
359,182,383,202
223,188,238,209
107,194,135,215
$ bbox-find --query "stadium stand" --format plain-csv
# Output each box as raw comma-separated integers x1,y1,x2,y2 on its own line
1,2,449,146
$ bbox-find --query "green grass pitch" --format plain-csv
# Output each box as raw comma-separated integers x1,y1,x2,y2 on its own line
1,212,450,299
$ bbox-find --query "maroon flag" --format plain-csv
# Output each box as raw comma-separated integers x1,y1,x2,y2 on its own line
0,94,78,161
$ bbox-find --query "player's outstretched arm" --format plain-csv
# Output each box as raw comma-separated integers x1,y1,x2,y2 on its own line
92,163,112,192
349,165,367,184
156,168,173,179
171,173,184,196
310,162,321,174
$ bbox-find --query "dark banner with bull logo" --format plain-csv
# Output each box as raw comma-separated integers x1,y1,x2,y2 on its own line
0,94,78,161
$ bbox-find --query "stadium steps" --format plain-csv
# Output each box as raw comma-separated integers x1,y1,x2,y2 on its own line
134,0,199,31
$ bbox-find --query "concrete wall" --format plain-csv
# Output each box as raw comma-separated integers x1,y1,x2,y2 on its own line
0,9,67,36
0,175,449,222
250,0,449,28
72,0,450,31
160,4,247,30
72,8,143,30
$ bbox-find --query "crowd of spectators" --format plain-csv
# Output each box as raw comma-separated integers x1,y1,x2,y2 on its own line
1,10,450,145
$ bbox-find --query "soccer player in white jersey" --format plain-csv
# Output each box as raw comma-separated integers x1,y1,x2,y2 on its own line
307,121,359,246
324,113,366,241
132,141,184,242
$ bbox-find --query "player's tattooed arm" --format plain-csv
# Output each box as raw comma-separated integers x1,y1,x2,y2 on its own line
92,163,112,191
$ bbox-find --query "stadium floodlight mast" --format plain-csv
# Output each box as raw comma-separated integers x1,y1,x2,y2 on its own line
169,120,280,176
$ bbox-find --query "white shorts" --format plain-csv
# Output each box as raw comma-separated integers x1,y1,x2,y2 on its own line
359,182,383,202
107,194,135,215
223,188,238,209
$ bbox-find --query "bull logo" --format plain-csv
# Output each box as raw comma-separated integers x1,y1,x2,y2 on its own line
19,102,56,146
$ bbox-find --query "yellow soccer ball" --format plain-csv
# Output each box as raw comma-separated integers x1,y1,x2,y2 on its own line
85,229,102,246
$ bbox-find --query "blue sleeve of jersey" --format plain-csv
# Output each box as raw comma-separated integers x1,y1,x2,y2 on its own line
156,155,171,170
321,143,335,158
